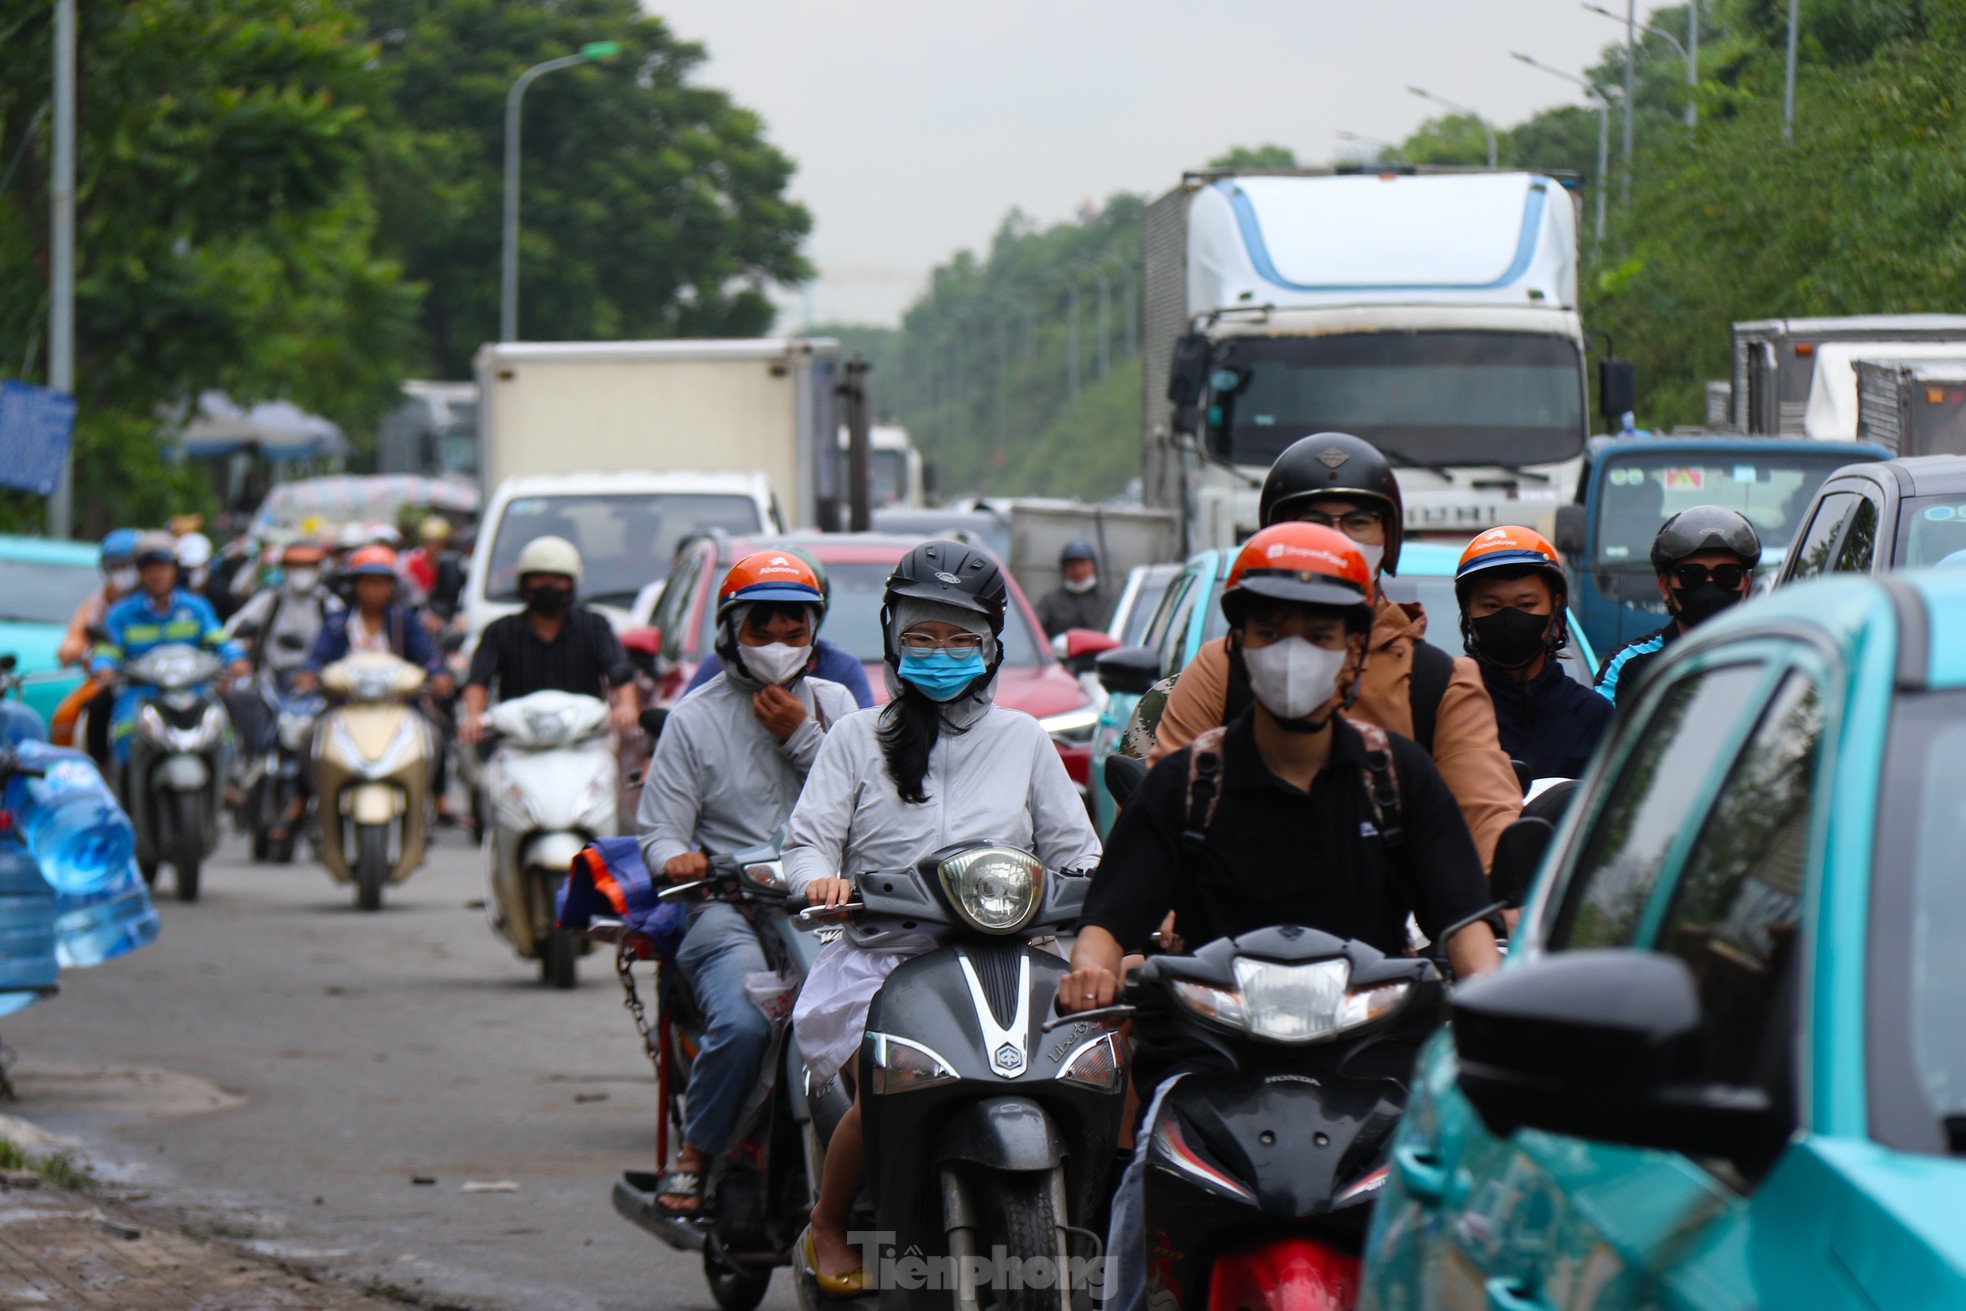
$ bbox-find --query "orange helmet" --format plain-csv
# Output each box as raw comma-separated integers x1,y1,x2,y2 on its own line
716,550,825,626
281,541,328,566
347,545,399,578
1222,524,1375,629
1453,526,1567,608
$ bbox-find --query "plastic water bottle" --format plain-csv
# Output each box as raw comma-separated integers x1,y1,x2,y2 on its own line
6,742,135,896
0,837,58,1016
54,858,161,969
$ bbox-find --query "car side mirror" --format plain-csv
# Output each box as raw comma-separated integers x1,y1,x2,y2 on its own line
1166,333,1211,406
1453,950,1787,1172
1094,645,1161,698
639,707,668,744
1554,504,1586,558
0,655,16,674
232,620,262,642
1598,357,1636,422
620,627,661,679
1061,627,1120,675
1487,816,1553,909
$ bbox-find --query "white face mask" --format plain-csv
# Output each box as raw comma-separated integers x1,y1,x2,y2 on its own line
1355,541,1386,577
1062,573,1099,594
107,567,137,593
1241,637,1348,723
740,641,812,686
285,568,320,594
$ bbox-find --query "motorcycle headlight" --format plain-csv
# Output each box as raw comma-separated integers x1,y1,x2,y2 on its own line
523,707,575,747
934,845,1044,935
1169,958,1412,1046
1038,706,1100,746
868,1033,958,1095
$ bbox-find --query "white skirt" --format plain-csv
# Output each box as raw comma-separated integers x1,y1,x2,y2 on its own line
793,937,922,1086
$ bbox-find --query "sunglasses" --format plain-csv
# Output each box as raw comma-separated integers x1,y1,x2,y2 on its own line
1668,563,1752,590
1293,509,1385,536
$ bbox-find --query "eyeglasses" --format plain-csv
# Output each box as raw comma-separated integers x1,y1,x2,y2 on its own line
1294,509,1385,536
899,632,985,654
1667,563,1752,590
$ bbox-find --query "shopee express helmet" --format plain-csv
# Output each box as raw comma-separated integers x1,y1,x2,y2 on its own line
347,545,400,578
880,540,1009,696
1258,432,1405,574
514,535,584,590
1221,523,1377,632
281,541,328,567
1649,506,1762,573
713,550,827,677
1454,525,1571,657
99,528,140,570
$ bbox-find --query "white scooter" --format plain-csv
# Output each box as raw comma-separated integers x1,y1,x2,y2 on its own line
482,690,619,988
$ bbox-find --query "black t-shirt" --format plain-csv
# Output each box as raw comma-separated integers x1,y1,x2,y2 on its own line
1079,711,1491,957
465,607,628,701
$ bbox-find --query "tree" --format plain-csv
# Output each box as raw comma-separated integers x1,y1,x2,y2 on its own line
351,0,812,376
1207,144,1297,169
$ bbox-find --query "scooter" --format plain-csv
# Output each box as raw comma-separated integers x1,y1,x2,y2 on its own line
241,671,326,864
1085,927,1446,1311
603,844,821,1311
315,652,435,911
789,843,1126,1311
483,689,618,987
117,644,228,902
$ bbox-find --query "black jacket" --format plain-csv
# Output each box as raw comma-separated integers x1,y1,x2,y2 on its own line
1479,656,1616,781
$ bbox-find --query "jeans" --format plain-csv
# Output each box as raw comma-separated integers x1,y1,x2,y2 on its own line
674,902,775,1156
1102,1074,1186,1311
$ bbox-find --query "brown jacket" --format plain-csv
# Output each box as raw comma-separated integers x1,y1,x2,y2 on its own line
1149,598,1522,867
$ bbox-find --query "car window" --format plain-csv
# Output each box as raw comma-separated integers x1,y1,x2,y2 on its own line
1551,663,1769,950
1156,574,1202,677
651,550,707,661
1141,572,1192,661
1894,495,1966,568
1785,491,1858,580
1654,672,1821,1091
1832,496,1881,574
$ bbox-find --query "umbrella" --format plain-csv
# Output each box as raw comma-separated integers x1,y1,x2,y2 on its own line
181,391,349,459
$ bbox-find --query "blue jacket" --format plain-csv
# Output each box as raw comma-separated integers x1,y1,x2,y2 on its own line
303,606,442,677
683,637,874,708
93,590,241,674
1481,655,1617,781
1593,623,1679,712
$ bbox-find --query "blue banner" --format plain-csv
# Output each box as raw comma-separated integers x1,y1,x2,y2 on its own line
0,380,75,496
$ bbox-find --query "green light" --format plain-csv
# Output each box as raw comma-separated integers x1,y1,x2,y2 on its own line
580,41,622,61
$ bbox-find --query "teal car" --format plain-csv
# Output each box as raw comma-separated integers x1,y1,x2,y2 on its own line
1361,569,1966,1311
0,535,101,728
1086,541,1601,835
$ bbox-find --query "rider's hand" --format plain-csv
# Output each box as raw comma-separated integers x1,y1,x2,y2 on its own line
459,714,486,746
805,876,853,908
610,698,638,737
752,685,807,741
431,673,455,699
291,671,319,694
228,659,254,681
664,851,710,883
1056,967,1120,1015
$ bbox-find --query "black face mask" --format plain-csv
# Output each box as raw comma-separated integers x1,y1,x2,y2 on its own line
526,584,572,617
1669,581,1743,628
1470,607,1552,669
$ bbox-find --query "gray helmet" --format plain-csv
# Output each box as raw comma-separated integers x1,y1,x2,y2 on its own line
1650,506,1761,573
1060,540,1097,564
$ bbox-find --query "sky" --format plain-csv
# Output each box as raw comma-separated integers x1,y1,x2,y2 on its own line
644,1,1634,328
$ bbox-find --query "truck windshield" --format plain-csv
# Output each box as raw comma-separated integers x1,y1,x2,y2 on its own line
1591,450,1853,568
1210,331,1585,469
487,493,764,608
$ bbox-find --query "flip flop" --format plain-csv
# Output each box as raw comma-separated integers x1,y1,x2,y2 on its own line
654,1169,704,1215
802,1225,868,1297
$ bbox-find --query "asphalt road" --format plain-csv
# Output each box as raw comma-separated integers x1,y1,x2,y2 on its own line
3,830,794,1311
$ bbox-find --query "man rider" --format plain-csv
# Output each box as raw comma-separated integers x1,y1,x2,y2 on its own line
1454,526,1614,780
460,536,636,744
55,530,140,764
92,532,249,765
226,541,342,683
680,547,875,708
1148,432,1521,865
638,551,859,1217
1595,506,1761,710
1035,539,1111,636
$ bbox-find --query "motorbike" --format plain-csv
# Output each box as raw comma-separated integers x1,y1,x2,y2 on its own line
483,689,619,987
315,652,435,911
603,845,821,1311
788,843,1126,1311
1083,927,1446,1311
116,644,228,902
240,671,326,865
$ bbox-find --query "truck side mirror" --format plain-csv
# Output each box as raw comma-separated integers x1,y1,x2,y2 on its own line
1166,334,1211,406
1598,358,1636,422
1554,504,1587,557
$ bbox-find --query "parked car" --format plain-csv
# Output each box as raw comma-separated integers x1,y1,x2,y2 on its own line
1085,541,1600,835
1106,562,1181,648
622,533,1100,787
1775,454,1966,585
1361,566,1966,1311
0,535,104,727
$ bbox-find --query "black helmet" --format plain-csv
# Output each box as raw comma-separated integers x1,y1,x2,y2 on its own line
880,540,1009,684
1060,539,1097,564
1258,432,1405,574
1649,506,1762,573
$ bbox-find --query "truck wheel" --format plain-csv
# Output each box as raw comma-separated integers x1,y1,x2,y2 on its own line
172,791,204,903
978,1170,1066,1311
355,823,389,912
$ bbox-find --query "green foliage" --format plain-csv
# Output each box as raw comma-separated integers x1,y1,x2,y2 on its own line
1207,144,1298,169
0,1136,93,1192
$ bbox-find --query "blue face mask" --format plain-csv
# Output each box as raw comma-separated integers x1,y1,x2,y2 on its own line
897,649,986,702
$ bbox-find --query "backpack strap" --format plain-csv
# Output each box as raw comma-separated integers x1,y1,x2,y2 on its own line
1407,641,1453,755
1180,725,1229,856
1352,721,1405,851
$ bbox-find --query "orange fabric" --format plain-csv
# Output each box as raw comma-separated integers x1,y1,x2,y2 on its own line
1148,598,1522,868
581,847,631,918
50,679,104,748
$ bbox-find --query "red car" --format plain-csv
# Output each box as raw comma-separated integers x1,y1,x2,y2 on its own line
621,533,1099,788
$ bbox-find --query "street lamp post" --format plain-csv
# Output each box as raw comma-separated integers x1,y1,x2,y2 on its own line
1783,0,1799,144
1582,1,1695,136
1511,52,1614,249
48,0,76,537
1405,86,1497,167
500,41,621,342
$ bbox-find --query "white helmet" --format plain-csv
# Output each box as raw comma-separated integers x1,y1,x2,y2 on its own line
515,535,583,588
175,531,213,570
335,522,369,552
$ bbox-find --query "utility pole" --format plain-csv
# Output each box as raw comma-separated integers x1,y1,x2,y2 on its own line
841,354,871,531
1066,281,1080,399
1783,0,1800,144
1582,3,1695,138
48,0,76,538
1622,0,1635,209
1512,53,1612,249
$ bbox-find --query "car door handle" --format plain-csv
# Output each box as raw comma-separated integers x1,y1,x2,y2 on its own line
1485,1277,1553,1311
1392,1141,1446,1205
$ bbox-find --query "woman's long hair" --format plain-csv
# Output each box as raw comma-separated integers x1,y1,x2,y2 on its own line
877,685,955,805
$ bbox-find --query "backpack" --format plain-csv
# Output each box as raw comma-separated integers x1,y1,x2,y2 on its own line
1179,721,1405,858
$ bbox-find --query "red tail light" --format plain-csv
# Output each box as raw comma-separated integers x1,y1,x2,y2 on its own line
1206,1237,1360,1311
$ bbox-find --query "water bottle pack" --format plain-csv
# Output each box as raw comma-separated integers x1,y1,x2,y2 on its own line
6,742,136,896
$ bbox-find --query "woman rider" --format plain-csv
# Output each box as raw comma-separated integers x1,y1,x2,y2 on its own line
787,540,1102,1294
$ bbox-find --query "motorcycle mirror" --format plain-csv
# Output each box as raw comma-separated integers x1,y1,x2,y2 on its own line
0,654,15,673
233,620,262,641
639,707,668,742
440,631,467,654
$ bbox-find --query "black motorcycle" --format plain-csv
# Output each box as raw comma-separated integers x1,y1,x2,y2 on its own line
605,846,820,1311
790,843,1127,1311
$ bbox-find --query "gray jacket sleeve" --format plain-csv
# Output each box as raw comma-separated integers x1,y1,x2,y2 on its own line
637,712,703,875
1025,720,1103,873
784,722,860,895
777,680,859,778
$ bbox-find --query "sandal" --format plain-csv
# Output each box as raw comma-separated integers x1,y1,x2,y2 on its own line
654,1169,705,1215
